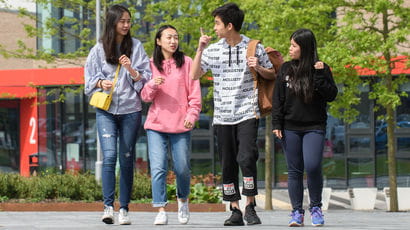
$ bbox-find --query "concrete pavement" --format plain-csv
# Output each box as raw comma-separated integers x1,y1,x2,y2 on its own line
1,189,409,229
0,209,409,230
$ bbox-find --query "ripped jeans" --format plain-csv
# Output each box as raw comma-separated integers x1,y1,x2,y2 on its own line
96,109,141,210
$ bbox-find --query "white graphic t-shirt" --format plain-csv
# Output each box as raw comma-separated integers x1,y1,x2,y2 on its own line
201,35,272,125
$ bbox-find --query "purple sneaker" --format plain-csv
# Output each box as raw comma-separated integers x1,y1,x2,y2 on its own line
288,210,304,227
310,206,324,227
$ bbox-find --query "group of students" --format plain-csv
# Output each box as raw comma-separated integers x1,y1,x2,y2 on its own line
84,2,337,227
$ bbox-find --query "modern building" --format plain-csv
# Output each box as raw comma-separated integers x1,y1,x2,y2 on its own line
0,2,409,189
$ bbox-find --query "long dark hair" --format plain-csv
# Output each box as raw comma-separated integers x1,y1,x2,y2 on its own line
153,25,185,73
288,28,319,103
101,5,132,65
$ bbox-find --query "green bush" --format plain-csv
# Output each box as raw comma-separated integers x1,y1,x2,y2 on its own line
0,171,221,203
0,172,102,202
0,173,25,199
166,172,222,204
130,172,152,200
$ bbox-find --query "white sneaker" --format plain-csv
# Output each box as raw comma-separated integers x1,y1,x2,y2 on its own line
101,206,114,224
154,211,168,225
178,200,190,224
118,208,131,225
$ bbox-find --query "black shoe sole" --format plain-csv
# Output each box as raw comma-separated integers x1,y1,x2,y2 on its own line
102,217,114,224
246,221,262,225
244,216,262,225
224,221,245,226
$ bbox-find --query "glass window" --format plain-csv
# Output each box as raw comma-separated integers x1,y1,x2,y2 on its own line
191,139,210,156
349,89,371,129
349,137,371,154
323,158,346,188
397,137,410,153
196,114,211,131
396,92,410,137
274,147,288,188
376,154,388,188
191,159,213,175
257,138,266,155
348,158,375,187
397,158,410,187
85,114,97,172
36,3,90,54
375,120,387,154
0,104,19,173
63,91,83,172
257,158,266,181
326,115,345,156
38,89,62,172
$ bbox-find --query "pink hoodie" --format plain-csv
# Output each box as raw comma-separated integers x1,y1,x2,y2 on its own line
141,56,202,133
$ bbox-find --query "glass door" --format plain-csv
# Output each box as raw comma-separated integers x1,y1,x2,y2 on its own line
0,100,20,173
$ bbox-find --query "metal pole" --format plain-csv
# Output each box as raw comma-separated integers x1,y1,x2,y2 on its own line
96,0,100,43
94,0,102,183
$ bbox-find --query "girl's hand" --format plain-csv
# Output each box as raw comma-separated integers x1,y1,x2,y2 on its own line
272,129,282,139
314,61,324,69
154,76,165,85
119,54,132,70
101,79,113,91
184,120,193,129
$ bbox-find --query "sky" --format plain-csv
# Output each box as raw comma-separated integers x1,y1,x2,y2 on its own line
0,0,36,12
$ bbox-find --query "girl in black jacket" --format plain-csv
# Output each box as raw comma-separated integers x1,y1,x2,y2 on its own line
271,28,338,227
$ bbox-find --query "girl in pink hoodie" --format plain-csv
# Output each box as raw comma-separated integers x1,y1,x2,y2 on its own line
141,25,201,225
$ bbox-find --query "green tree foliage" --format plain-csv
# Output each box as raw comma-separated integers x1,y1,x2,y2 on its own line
2,0,409,210
0,0,151,63
324,0,409,212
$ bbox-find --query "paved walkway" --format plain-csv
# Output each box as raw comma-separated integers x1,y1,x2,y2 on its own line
254,189,390,211
0,209,409,230
1,189,409,229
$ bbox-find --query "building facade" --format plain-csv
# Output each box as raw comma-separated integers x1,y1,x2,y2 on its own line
0,3,409,189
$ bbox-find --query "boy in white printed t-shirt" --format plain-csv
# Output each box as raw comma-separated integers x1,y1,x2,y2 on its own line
190,2,276,226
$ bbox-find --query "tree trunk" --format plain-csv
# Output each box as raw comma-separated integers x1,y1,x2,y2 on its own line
264,116,273,210
386,94,398,212
383,8,398,212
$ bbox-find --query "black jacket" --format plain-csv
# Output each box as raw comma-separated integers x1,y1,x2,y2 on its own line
271,61,338,131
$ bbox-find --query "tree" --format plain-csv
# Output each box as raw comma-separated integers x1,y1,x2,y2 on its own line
5,0,407,211
0,0,153,101
323,0,410,212
0,0,155,66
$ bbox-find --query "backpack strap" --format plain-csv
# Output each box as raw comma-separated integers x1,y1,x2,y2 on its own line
247,39,261,118
246,39,260,83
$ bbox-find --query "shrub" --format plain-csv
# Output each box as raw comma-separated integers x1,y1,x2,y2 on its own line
0,172,102,202
166,172,222,203
0,171,221,203
0,173,25,200
130,172,152,200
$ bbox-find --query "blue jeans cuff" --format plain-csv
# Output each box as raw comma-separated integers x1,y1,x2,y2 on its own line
152,202,168,208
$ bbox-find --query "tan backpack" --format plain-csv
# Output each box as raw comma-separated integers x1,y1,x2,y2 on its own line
247,40,284,118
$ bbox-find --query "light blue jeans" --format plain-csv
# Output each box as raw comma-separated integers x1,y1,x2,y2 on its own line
147,129,191,207
96,109,141,211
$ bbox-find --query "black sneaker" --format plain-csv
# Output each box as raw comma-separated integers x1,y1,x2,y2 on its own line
224,207,245,226
244,203,261,225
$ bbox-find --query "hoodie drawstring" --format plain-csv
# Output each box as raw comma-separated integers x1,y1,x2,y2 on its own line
228,46,232,67
228,46,240,67
236,46,239,65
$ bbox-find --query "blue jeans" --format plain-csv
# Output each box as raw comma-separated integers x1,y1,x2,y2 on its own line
147,129,191,207
282,129,325,212
96,109,141,210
